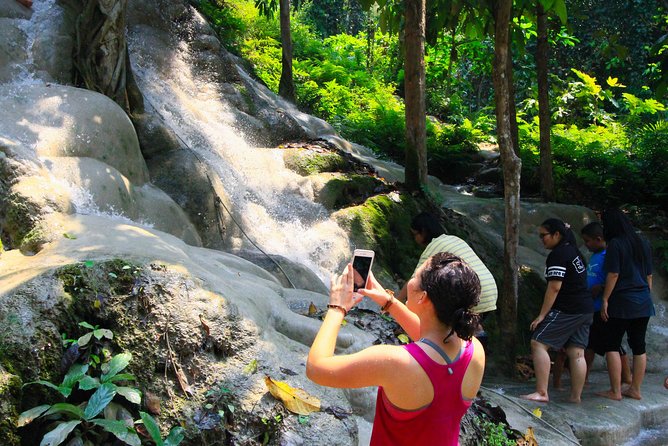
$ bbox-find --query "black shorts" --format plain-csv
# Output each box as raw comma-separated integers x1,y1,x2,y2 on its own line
532,310,592,350
598,317,650,356
588,312,627,356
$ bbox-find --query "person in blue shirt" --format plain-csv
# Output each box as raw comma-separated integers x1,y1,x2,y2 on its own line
597,209,654,401
581,222,631,384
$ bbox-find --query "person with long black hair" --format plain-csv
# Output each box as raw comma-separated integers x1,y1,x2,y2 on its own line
521,218,593,403
597,208,654,400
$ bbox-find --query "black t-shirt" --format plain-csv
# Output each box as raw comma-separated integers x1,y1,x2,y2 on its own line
545,243,593,314
604,236,654,318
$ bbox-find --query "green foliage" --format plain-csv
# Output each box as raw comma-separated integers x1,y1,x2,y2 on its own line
475,416,516,446
197,0,247,54
18,326,182,446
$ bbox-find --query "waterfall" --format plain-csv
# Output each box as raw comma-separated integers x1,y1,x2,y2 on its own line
127,10,352,283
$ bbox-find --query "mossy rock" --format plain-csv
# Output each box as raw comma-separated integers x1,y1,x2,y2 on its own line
333,193,423,285
0,366,21,446
1,192,42,250
19,225,49,255
313,173,385,210
283,148,350,176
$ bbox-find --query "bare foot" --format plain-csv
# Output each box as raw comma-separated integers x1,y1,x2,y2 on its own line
520,391,549,402
568,396,581,403
16,0,33,8
621,388,642,400
595,389,622,401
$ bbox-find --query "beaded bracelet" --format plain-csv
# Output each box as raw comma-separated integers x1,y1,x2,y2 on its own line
327,304,348,316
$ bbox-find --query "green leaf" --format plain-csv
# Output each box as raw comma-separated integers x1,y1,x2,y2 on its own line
298,415,309,424
44,403,85,420
78,376,100,391
83,261,94,268
63,233,77,240
93,328,113,340
23,379,63,395
17,405,51,427
552,0,567,24
116,387,142,405
101,352,131,383
39,420,81,446
62,363,89,389
164,426,185,446
244,359,258,374
83,383,117,420
108,373,136,383
77,332,93,347
139,411,164,446
78,321,96,330
108,272,118,279
397,334,410,344
90,419,141,446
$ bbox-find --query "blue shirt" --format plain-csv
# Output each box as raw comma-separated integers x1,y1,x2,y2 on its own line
588,250,606,311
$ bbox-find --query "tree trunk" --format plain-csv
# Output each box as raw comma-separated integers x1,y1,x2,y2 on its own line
278,0,296,102
492,0,521,376
403,0,428,192
536,2,556,202
72,0,143,114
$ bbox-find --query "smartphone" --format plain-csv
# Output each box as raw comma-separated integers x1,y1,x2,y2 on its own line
352,249,375,292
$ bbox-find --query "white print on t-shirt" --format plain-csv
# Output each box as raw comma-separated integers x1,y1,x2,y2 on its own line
546,266,566,278
572,257,585,274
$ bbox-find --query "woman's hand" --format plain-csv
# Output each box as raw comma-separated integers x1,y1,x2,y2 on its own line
530,315,545,331
600,300,609,322
357,271,390,307
329,263,363,312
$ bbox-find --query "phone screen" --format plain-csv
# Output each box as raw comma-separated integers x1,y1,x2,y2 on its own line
352,254,373,291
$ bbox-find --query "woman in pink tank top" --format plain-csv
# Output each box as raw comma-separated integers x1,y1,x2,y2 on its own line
307,252,486,445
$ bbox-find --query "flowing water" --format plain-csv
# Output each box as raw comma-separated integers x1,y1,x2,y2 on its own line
126,11,351,282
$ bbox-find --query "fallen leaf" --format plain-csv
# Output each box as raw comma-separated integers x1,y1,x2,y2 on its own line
63,233,77,240
532,407,542,418
264,376,320,415
520,427,538,446
308,302,317,316
279,367,297,376
173,363,193,396
397,334,409,344
199,314,210,337
244,359,258,374
144,391,161,415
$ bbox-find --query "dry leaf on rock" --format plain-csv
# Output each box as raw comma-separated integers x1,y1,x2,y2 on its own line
308,302,317,316
264,376,320,415
516,427,538,446
199,314,211,337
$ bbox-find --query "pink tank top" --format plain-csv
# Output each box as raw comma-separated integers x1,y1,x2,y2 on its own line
369,340,474,446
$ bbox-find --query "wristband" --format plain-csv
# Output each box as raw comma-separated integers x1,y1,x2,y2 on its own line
327,304,348,316
381,295,394,313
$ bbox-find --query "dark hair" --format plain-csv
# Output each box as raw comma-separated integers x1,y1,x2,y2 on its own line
601,208,648,269
419,252,481,341
411,212,445,244
581,221,604,239
541,218,586,266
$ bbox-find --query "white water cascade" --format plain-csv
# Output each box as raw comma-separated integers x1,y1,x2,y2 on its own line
127,10,353,282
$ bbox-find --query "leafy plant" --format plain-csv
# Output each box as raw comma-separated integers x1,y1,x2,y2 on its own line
475,416,515,446
18,326,183,446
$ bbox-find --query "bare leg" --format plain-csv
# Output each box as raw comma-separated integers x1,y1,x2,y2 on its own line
620,353,633,385
521,340,550,402
584,348,595,384
622,354,646,400
553,350,567,390
596,351,622,400
566,346,586,403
